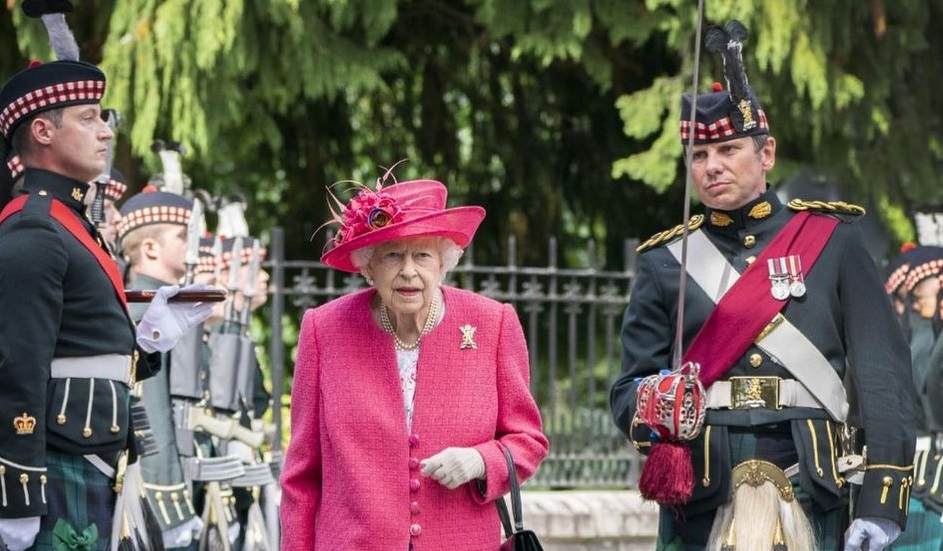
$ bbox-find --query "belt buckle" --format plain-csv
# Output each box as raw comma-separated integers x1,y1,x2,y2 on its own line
729,376,781,410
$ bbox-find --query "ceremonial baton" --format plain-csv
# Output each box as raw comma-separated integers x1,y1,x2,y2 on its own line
125,288,227,303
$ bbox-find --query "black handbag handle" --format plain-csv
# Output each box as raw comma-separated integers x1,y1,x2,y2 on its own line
495,444,524,537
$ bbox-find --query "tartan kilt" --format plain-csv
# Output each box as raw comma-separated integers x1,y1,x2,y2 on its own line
887,498,943,550
654,425,847,551
28,449,116,551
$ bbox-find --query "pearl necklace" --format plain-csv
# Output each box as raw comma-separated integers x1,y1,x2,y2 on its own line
379,290,440,351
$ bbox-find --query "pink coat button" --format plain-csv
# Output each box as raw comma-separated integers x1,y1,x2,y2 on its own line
409,523,422,537
410,501,420,515
408,434,420,447
408,457,420,470
409,479,421,492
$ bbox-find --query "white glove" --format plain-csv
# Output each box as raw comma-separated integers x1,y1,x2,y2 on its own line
136,284,215,353
227,520,241,545
421,447,485,489
162,515,204,548
0,517,40,551
844,517,901,551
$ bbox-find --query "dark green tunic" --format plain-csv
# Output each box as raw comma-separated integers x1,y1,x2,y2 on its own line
610,190,916,548
128,273,201,539
0,169,159,547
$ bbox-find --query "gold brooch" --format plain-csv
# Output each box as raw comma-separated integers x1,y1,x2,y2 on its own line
71,187,84,202
14,412,36,435
459,325,477,350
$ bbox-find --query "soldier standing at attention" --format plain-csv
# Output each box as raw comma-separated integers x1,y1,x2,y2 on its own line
118,190,206,549
609,21,915,551
0,2,213,548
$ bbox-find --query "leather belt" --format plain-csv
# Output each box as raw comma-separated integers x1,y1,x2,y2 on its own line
706,377,823,410
51,354,134,385
182,456,245,482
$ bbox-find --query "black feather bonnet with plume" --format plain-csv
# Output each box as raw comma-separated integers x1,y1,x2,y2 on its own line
680,20,770,145
0,0,107,143
0,0,108,207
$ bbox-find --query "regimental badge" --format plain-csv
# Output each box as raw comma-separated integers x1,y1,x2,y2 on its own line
710,212,734,227
738,98,757,131
768,255,806,301
71,187,84,202
14,412,36,435
748,201,772,220
459,324,478,350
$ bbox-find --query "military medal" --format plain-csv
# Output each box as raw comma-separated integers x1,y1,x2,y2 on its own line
787,255,806,297
767,258,790,300
772,279,790,300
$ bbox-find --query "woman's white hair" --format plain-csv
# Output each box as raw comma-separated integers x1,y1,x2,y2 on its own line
352,237,464,283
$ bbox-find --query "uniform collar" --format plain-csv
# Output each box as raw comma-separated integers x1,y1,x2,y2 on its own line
704,189,782,233
21,168,90,213
130,272,175,288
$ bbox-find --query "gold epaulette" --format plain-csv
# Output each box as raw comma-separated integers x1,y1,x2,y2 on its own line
787,199,866,217
636,214,705,253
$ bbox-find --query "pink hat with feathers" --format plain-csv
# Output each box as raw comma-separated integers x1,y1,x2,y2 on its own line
320,179,485,273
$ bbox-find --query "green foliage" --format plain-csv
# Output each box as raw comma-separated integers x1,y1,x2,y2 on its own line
4,0,943,383
609,0,943,253
611,77,682,192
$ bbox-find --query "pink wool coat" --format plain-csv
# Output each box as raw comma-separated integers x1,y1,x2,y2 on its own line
280,286,549,551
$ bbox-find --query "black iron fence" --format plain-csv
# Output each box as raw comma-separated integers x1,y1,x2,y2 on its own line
265,227,643,488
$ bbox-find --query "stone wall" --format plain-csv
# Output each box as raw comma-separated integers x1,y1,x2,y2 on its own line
515,489,659,550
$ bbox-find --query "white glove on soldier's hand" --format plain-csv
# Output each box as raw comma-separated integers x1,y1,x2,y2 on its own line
0,517,40,551
136,284,215,353
421,447,486,490
162,515,204,548
845,517,901,551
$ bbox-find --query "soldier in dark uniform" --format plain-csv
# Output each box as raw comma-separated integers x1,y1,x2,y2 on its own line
609,21,915,551
0,4,214,548
890,249,943,549
118,190,205,549
207,235,274,550
885,243,920,323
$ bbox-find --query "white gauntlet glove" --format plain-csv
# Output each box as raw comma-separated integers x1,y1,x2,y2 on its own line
844,517,901,551
136,284,215,353
421,447,485,490
0,517,40,551
162,515,204,548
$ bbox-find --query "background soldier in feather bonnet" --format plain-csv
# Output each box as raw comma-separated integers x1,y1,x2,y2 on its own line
609,20,915,551
279,170,549,550
888,246,943,550
0,2,213,549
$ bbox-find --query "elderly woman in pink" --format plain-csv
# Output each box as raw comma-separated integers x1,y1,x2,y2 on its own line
280,177,549,550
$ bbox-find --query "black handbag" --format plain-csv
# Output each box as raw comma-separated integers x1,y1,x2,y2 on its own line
496,445,545,551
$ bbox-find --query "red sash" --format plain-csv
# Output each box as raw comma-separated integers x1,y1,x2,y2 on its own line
681,211,839,387
0,195,127,308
